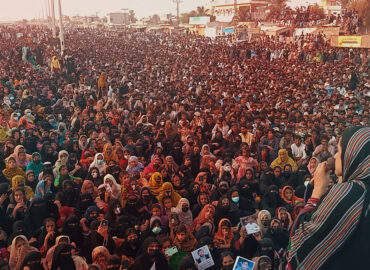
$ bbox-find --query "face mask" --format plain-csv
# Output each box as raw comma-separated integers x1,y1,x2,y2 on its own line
26,112,32,117
220,188,228,194
34,159,40,164
14,116,19,121
129,238,139,247
131,185,136,190
222,264,234,270
270,227,281,235
142,194,149,200
165,191,172,196
148,249,159,257
182,206,189,212
97,160,103,165
124,155,129,159
152,227,161,234
232,197,240,203
221,205,230,212
92,172,98,178
262,220,270,227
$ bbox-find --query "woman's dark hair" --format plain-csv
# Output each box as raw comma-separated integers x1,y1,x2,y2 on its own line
175,224,187,234
221,219,231,228
11,187,25,203
220,250,235,261
124,227,136,239
44,217,56,225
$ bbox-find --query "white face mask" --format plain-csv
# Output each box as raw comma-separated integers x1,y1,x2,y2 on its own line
92,172,98,178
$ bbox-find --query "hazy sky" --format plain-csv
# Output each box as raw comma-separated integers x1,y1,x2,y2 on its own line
0,0,209,21
0,0,319,21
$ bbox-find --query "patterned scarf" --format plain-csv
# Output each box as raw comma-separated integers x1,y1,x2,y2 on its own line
288,127,370,269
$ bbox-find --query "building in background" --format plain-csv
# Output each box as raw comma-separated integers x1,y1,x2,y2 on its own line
211,0,269,22
107,12,129,25
320,0,342,15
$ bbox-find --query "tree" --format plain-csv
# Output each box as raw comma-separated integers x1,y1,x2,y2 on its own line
309,3,325,19
129,10,137,23
339,0,351,8
349,0,370,27
180,10,197,24
197,6,207,16
238,6,251,22
268,0,288,18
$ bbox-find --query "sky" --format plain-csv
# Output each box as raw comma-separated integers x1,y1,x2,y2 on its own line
0,0,319,22
0,0,209,21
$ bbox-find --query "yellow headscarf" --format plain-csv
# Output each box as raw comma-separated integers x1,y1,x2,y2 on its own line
270,149,298,171
157,182,181,206
11,175,34,200
102,143,118,163
148,172,164,196
0,126,10,142
2,157,26,182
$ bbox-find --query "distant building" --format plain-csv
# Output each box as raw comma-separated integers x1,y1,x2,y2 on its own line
107,12,129,25
320,0,342,15
211,0,269,22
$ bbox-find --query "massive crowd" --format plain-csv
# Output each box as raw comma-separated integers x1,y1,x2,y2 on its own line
0,23,369,270
267,7,363,34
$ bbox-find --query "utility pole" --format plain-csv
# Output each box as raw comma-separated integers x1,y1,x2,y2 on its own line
234,0,238,22
58,0,65,54
172,0,182,23
51,0,56,37
47,0,51,27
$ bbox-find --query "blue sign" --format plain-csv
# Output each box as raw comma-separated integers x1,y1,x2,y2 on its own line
223,28,235,33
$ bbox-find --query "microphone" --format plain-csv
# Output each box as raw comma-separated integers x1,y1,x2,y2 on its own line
325,157,335,172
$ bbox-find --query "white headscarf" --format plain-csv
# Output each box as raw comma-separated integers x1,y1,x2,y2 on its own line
103,174,121,199
172,198,193,226
89,153,106,173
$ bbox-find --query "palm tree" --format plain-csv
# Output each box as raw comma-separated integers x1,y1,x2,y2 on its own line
129,10,137,23
238,6,250,22
196,6,208,16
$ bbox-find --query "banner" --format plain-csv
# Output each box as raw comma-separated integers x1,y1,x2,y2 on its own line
338,36,362,48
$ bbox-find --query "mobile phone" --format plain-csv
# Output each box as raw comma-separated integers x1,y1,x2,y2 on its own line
165,246,178,257
100,219,108,227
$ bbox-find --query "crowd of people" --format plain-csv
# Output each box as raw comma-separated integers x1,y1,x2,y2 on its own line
0,23,369,270
267,7,363,34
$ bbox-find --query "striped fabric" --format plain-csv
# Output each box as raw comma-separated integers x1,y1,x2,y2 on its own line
287,127,370,270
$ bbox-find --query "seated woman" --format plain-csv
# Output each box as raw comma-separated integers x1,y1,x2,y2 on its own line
270,149,298,171
7,188,28,221
193,204,215,232
213,218,233,251
157,182,181,207
3,157,25,183
281,185,303,211
275,206,293,231
11,175,34,200
172,198,193,226
9,235,38,270
147,172,164,196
